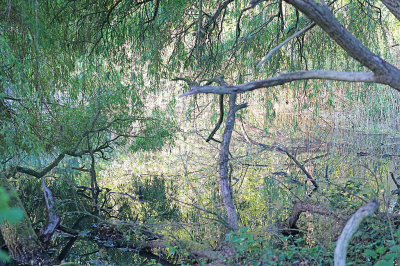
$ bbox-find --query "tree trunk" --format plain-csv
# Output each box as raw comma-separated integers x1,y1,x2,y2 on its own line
0,172,51,265
219,94,247,231
381,0,400,22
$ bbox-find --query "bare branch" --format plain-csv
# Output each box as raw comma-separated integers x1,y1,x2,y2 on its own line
284,0,400,90
257,22,316,68
286,202,345,230
334,199,379,266
390,172,400,189
39,177,61,249
180,71,376,97
275,145,318,190
16,154,66,178
205,76,228,142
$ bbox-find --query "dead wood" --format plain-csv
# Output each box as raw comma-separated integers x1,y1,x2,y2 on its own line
279,202,347,236
334,199,379,266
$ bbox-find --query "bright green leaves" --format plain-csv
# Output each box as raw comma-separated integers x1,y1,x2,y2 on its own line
129,108,177,152
0,187,23,224
362,228,400,266
0,186,23,262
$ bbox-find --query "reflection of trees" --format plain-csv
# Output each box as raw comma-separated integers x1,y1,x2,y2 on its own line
1,0,400,264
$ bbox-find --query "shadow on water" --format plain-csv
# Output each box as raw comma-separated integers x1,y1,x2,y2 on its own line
52,236,172,266
0,235,174,266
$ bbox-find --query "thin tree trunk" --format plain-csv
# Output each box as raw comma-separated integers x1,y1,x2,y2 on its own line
0,172,51,265
219,94,247,231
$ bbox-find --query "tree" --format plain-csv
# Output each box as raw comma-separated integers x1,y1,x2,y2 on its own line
1,0,399,264
0,1,176,264
183,0,400,95
179,0,400,229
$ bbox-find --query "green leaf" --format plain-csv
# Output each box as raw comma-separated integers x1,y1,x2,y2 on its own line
382,252,398,261
364,249,377,259
0,208,23,224
374,260,395,266
376,246,386,255
0,250,10,263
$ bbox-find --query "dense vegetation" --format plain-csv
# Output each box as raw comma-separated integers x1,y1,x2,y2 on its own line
1,0,400,265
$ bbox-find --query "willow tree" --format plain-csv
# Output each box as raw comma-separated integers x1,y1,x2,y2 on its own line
1,0,399,263
0,1,175,264
179,0,400,230
48,0,399,236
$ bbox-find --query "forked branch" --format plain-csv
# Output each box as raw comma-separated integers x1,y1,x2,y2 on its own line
284,0,400,90
179,71,376,97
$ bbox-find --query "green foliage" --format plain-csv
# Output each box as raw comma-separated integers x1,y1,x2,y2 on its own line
226,228,263,259
359,227,400,266
0,187,23,224
329,179,364,210
147,259,163,266
0,0,179,168
16,174,93,229
130,109,177,152
0,187,23,262
226,228,333,265
135,175,180,222
1,0,400,265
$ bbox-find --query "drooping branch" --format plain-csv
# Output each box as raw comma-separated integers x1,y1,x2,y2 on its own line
143,0,160,24
283,0,400,90
257,22,316,68
203,0,234,33
181,0,400,98
179,71,376,97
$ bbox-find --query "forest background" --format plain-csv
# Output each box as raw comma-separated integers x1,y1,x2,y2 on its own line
1,0,400,265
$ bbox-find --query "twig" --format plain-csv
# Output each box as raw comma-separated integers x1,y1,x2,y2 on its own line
257,22,316,68
390,172,400,189
275,146,318,190
109,191,149,203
